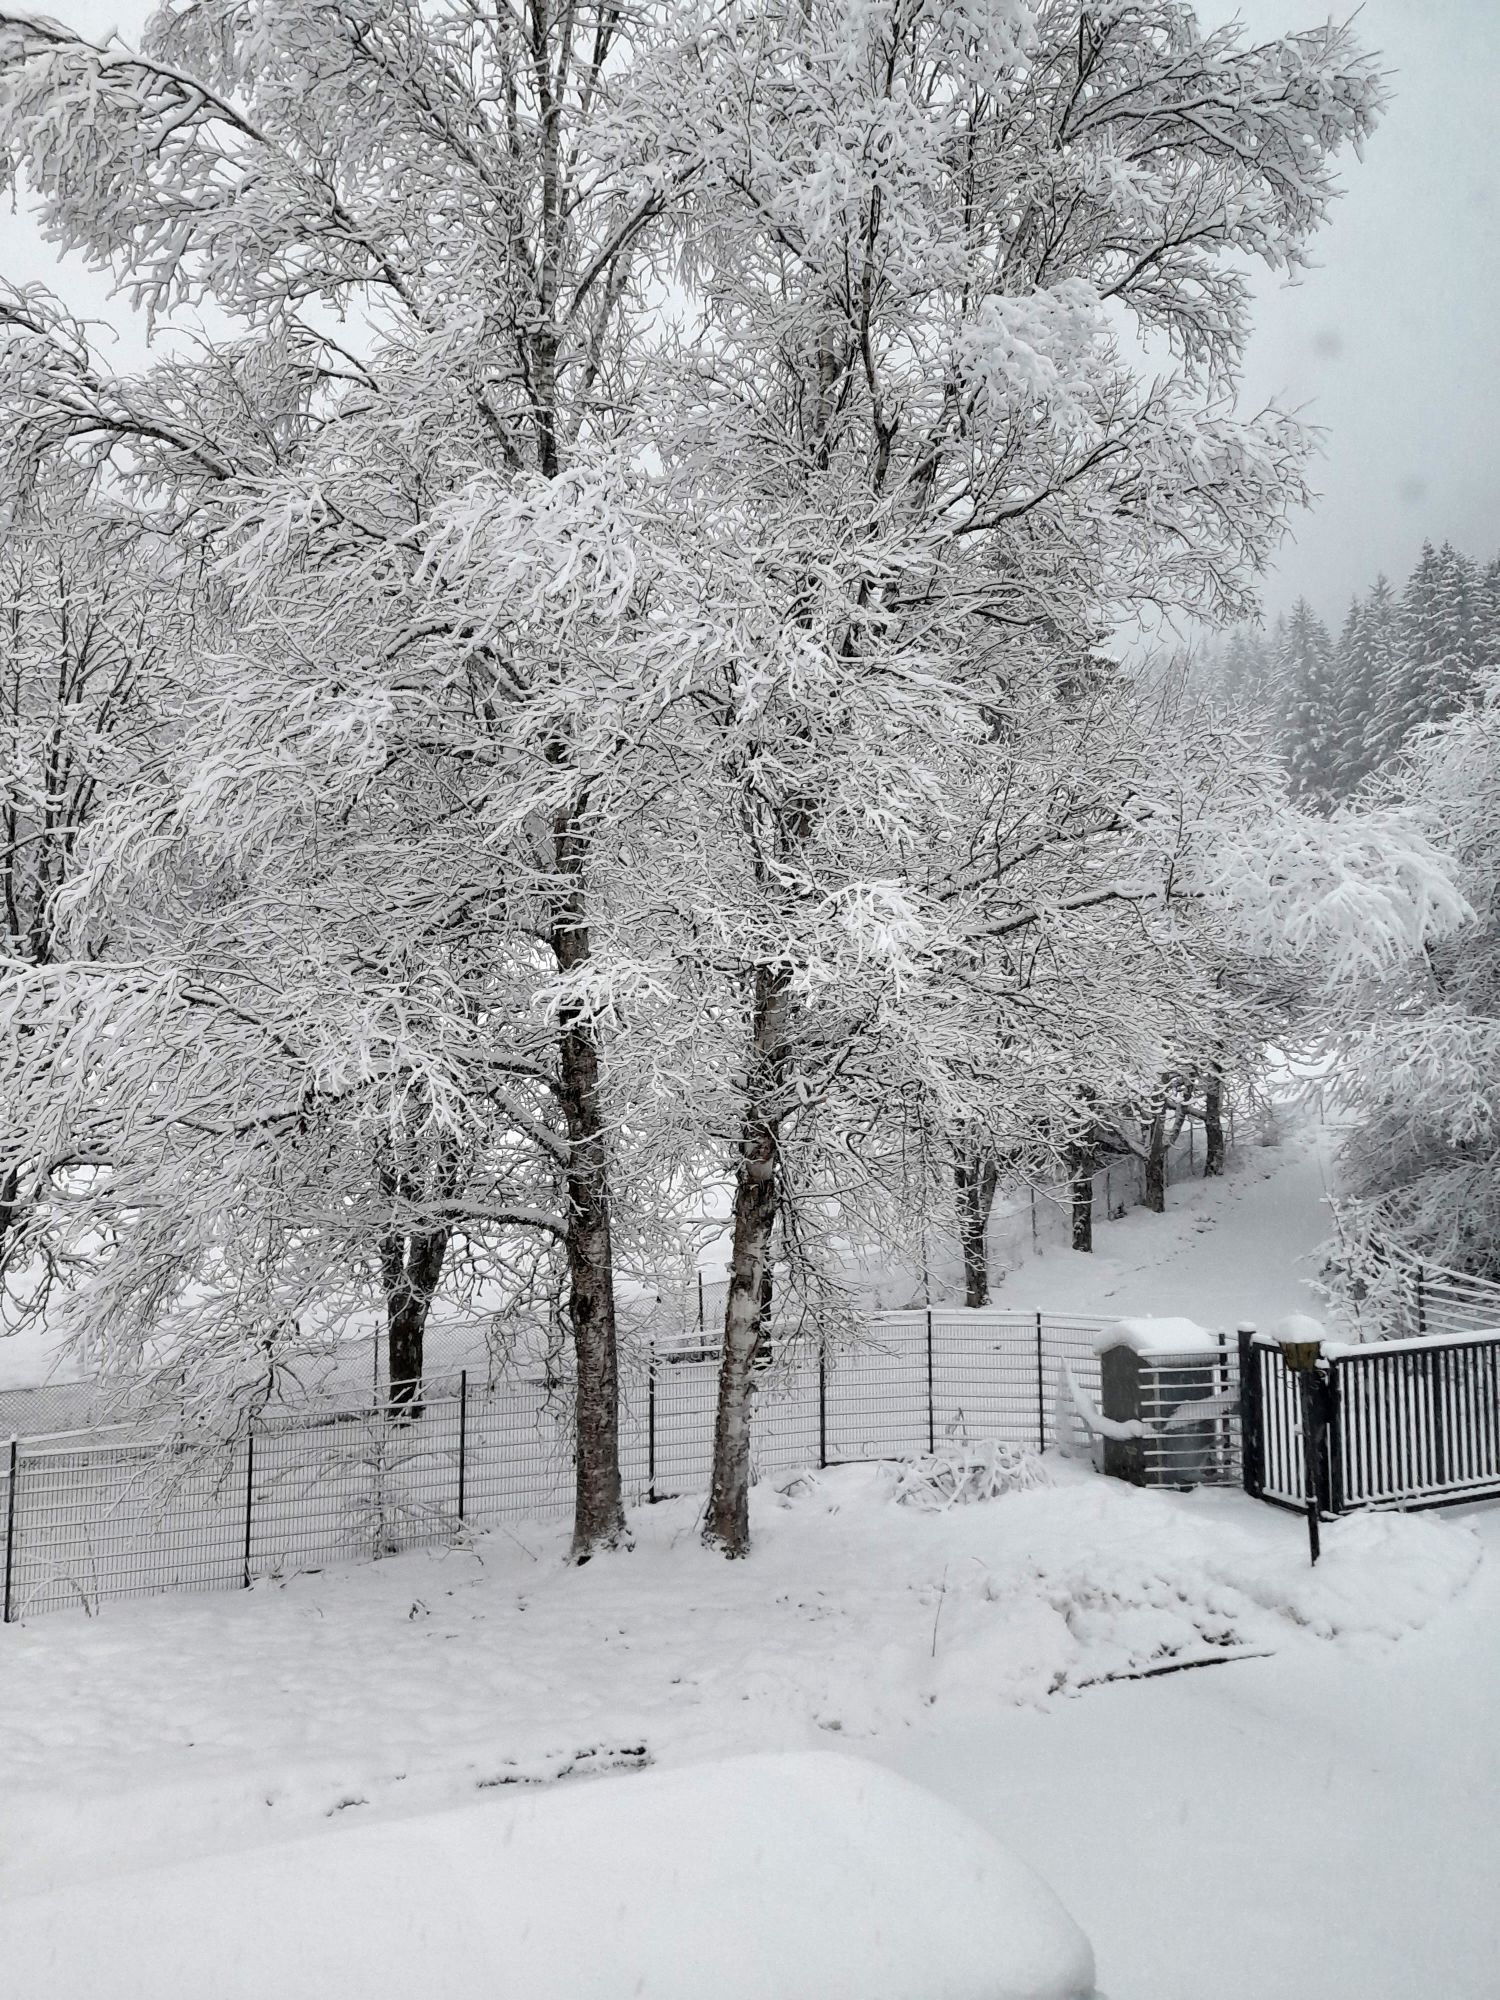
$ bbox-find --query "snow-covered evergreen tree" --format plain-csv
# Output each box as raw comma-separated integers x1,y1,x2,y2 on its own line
1277,601,1341,809
1337,574,1401,792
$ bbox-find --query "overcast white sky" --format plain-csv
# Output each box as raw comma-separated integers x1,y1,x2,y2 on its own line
3,0,1497,626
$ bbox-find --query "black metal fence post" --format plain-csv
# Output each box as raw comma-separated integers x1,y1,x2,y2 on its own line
1034,1312,1046,1452
3,1436,17,1625
818,1347,828,1470
925,1309,935,1455
647,1355,657,1501
1297,1370,1322,1562
1237,1325,1263,1499
458,1369,468,1521
241,1423,255,1589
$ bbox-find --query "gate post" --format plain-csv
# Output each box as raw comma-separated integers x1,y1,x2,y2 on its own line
647,1354,657,1502
1237,1325,1263,1499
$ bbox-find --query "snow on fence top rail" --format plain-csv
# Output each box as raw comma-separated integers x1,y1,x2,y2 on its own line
1251,1324,1500,1359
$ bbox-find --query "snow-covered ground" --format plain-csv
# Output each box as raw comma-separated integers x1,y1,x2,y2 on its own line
5,1125,1495,1997
988,1122,1346,1330
2,1459,1493,1997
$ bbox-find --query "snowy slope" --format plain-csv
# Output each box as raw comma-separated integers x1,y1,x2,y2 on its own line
988,1125,1346,1331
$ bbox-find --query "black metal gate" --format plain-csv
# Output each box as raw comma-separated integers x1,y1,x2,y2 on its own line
1239,1326,1500,1515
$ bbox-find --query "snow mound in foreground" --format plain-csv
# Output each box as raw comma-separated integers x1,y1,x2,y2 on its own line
4,1750,1095,2000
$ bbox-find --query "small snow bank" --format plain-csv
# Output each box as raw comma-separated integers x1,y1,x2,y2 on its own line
1216,1509,1482,1641
2,1752,1096,2000
1092,1316,1219,1356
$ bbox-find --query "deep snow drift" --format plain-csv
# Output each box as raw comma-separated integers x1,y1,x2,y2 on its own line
2,1751,1096,2000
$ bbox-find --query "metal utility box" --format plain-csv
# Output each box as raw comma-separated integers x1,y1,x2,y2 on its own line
1097,1318,1223,1489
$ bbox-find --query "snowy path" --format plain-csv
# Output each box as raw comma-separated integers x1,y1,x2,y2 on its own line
990,1123,1346,1331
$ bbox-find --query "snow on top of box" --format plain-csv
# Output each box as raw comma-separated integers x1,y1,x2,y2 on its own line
1093,1315,1219,1356
2,1750,1096,2000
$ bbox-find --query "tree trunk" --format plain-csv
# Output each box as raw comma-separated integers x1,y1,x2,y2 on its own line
704,965,791,1558
1143,1103,1168,1214
0,1162,19,1272
954,1151,1000,1307
1204,1068,1226,1177
552,808,628,1562
377,1128,462,1415
1067,1139,1095,1252
379,1222,449,1416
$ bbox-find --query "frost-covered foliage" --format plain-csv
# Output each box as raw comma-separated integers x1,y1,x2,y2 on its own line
1334,671,1500,1279
1202,537,1500,805
0,467,170,1283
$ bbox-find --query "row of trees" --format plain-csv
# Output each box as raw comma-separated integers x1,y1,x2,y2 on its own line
1331,657,1500,1286
1206,539,1500,808
0,1,1460,1559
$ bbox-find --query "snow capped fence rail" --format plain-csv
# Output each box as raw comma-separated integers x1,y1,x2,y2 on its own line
0,1312,1241,1622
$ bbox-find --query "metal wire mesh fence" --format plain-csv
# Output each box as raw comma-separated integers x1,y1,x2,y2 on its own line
7,1310,1242,1623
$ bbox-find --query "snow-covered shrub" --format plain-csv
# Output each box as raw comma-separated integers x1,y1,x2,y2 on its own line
886,1442,1050,1512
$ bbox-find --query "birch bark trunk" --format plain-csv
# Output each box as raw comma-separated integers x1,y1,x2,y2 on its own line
1204,1068,1226,1177
703,964,791,1557
551,801,628,1559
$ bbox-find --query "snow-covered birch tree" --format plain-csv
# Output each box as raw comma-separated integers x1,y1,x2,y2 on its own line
0,0,702,1552
653,0,1384,1554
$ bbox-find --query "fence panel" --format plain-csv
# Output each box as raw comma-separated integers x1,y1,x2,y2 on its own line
459,1378,575,1523
6,1433,248,1618
6,1310,1250,1623
823,1317,932,1464
928,1310,1038,1450
643,1348,719,1501
1038,1318,1109,1455
1241,1328,1500,1515
1335,1335,1500,1509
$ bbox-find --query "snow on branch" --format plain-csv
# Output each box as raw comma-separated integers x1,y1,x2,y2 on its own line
1189,806,1471,981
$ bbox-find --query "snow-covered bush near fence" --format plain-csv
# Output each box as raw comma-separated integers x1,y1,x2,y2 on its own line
886,1442,1052,1512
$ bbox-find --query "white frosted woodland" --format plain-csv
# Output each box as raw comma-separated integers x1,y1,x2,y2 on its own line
0,1,1463,1554
1333,668,1500,1280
